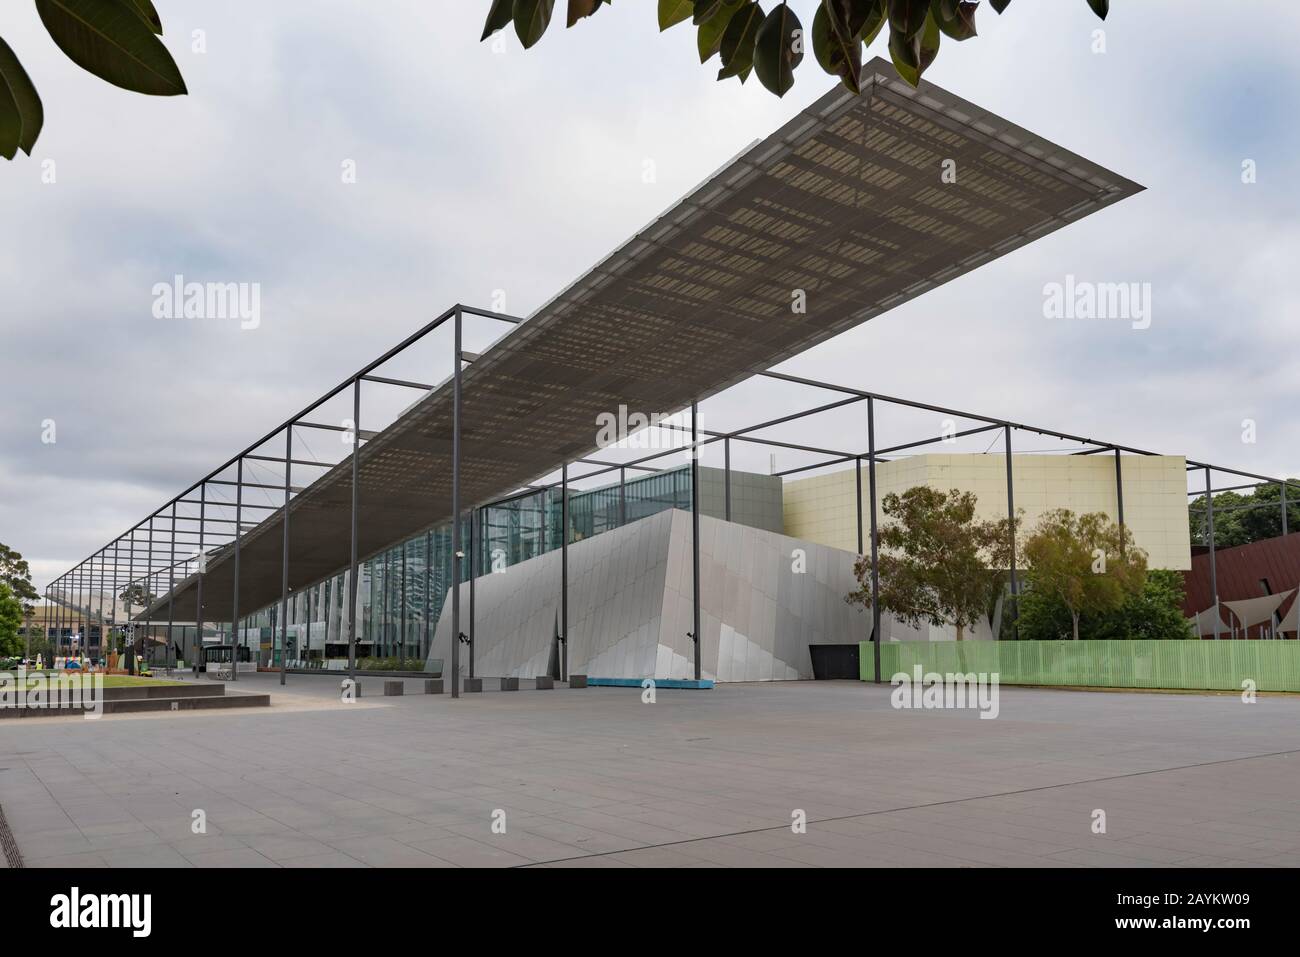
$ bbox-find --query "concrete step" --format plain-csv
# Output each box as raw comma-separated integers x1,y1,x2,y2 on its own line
104,694,270,714
100,684,226,701
1,692,271,718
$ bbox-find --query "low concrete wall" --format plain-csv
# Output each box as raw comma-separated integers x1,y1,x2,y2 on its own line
1,693,271,718
100,684,224,700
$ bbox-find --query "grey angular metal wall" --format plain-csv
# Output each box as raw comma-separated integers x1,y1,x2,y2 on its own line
428,509,863,682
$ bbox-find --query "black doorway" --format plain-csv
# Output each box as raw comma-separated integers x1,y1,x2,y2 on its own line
809,644,860,680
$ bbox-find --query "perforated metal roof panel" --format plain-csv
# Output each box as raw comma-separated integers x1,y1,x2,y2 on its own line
147,59,1142,622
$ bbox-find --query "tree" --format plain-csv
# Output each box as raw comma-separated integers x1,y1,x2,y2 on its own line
118,582,155,609
1089,569,1192,641
1017,568,1191,641
0,542,39,614
1013,582,1073,641
1,1,187,162
1021,509,1145,641
0,581,22,658
1189,480,1300,550
847,485,1016,640
481,1,1111,98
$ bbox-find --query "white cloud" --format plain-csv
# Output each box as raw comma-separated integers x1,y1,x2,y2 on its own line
3,1,1299,590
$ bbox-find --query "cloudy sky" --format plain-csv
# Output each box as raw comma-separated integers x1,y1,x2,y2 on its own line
3,1,1298,594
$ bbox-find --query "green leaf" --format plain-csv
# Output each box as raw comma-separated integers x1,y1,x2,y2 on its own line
931,0,976,40
567,0,602,28
694,0,730,25
121,0,162,35
513,0,555,48
35,0,187,95
0,75,23,160
659,0,695,30
813,3,863,94
887,23,920,86
481,0,514,40
1086,0,1108,19
990,0,1010,12
0,36,44,157
822,0,875,44
917,10,940,75
697,1,743,62
859,0,887,44
718,1,765,81
887,0,929,41
754,2,803,98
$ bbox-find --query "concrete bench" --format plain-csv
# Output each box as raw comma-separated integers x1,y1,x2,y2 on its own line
534,676,554,690
499,677,519,691
569,674,588,689
383,680,403,696
423,679,443,694
463,677,483,693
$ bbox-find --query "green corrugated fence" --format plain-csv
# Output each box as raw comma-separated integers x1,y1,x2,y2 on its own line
858,640,1300,693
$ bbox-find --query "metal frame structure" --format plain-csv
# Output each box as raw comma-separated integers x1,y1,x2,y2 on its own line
42,62,1283,681
44,307,1300,686
44,304,519,690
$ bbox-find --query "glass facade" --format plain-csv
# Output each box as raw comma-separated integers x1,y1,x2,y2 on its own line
231,467,698,669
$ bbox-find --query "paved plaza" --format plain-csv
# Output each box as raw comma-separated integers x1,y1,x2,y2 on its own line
1,674,1298,868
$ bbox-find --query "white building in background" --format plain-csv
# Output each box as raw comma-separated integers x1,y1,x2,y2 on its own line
784,454,1192,571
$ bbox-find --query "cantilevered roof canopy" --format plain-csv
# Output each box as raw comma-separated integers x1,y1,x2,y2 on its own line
143,59,1141,622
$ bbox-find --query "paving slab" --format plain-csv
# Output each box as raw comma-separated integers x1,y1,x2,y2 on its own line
1,675,1298,868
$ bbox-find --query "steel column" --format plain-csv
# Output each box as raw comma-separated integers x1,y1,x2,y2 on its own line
76,564,84,656
111,540,119,666
125,529,136,674
91,555,99,648
451,308,462,698
167,503,176,671
347,379,360,683
724,436,731,523
279,428,292,686
1283,482,1289,536
144,516,154,667
422,531,431,660
468,509,475,678
1206,466,1220,640
230,458,243,681
560,463,569,681
867,399,881,683
1114,447,1125,555
79,566,84,653
855,457,863,554
100,552,107,638
307,585,314,664
1003,423,1013,634
87,558,94,643
691,400,702,681
195,483,206,668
